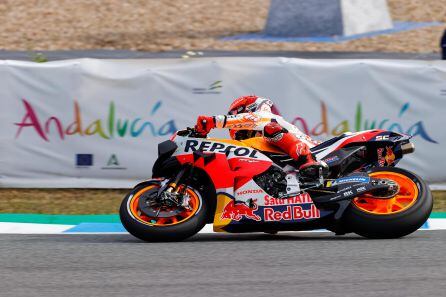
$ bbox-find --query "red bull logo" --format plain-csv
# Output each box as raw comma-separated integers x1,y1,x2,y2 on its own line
221,200,261,221
385,146,395,165
264,204,320,222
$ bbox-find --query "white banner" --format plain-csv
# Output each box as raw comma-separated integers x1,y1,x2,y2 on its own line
0,58,445,188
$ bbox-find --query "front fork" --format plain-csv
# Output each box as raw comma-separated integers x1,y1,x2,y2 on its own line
157,165,193,196
151,165,195,211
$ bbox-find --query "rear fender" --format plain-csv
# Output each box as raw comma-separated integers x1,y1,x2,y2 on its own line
336,130,410,149
331,130,411,170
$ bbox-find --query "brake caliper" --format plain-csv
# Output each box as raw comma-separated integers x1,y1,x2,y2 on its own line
369,178,399,198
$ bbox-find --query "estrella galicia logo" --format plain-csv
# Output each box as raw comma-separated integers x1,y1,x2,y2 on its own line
192,80,222,94
101,153,127,170
76,154,93,167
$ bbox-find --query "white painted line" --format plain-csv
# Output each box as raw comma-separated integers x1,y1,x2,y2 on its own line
426,219,446,230
1,219,445,235
0,222,74,234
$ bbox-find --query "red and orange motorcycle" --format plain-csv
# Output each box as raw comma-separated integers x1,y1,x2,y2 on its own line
120,127,432,242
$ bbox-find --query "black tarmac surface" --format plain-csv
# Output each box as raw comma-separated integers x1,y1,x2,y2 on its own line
0,230,444,297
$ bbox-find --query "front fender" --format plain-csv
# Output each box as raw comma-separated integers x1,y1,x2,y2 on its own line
152,156,182,178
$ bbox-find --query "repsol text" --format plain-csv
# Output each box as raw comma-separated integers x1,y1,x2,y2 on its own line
184,140,259,158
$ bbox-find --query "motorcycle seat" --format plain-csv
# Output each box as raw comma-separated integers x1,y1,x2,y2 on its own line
310,133,352,153
240,137,286,155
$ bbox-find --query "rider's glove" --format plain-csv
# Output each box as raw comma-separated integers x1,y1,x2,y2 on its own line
195,115,215,135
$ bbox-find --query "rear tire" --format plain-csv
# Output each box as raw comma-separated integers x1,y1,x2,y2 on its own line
343,167,433,239
120,180,209,242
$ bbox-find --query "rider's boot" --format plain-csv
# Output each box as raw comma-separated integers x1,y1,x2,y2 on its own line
298,153,328,178
263,122,327,178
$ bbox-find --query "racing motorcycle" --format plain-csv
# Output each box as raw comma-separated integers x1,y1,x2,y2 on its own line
120,127,433,242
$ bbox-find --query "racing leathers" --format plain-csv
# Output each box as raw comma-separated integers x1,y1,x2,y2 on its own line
195,110,322,171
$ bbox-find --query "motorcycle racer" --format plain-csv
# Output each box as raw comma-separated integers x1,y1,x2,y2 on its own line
195,95,325,173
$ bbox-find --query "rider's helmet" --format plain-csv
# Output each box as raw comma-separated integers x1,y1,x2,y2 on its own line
227,95,274,140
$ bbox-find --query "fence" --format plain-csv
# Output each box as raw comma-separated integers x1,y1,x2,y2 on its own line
0,58,445,188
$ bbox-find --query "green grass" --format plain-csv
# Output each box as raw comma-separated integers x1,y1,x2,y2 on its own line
433,191,446,212
0,189,127,214
0,189,445,214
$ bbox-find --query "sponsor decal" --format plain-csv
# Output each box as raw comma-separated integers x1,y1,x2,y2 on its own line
377,146,395,166
322,155,340,164
384,146,395,165
184,139,259,158
236,189,263,196
221,200,261,221
377,148,385,166
227,123,257,129
332,176,370,185
101,153,127,170
343,190,354,197
76,154,93,167
14,99,177,142
264,204,320,221
356,186,367,193
264,193,313,206
267,132,283,143
330,195,342,201
192,80,223,94
375,135,390,141
242,113,260,122
238,159,260,163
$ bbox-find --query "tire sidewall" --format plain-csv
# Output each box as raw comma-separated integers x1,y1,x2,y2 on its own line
343,167,433,238
120,180,209,242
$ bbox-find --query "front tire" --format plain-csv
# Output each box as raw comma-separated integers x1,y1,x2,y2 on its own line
120,180,209,242
343,167,433,239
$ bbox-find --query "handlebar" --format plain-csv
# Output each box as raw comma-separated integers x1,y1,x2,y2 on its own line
177,127,207,138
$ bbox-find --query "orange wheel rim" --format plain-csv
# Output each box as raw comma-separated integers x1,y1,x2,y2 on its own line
128,185,201,226
352,172,418,215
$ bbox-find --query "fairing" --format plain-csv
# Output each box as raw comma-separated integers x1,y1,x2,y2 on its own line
152,129,412,234
169,135,332,232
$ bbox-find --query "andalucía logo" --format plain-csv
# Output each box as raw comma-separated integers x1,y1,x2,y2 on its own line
14,99,177,142
288,102,437,144
192,80,223,94
14,99,437,144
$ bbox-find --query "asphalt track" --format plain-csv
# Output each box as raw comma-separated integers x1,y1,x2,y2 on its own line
0,230,445,297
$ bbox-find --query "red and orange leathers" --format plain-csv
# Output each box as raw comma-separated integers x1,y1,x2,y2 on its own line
196,111,320,166
195,95,322,169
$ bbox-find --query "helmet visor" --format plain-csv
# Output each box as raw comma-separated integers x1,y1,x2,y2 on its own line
228,105,245,115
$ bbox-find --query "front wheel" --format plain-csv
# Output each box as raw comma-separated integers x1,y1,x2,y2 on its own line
343,167,433,239
120,179,209,242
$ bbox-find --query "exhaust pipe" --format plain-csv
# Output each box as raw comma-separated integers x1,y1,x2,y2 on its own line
401,143,415,154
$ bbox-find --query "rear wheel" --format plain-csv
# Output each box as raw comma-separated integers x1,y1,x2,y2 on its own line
343,167,432,238
120,179,209,242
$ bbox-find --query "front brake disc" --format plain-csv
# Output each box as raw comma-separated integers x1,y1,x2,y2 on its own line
138,191,183,218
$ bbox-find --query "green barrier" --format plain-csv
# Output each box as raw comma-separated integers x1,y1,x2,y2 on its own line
429,212,446,218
